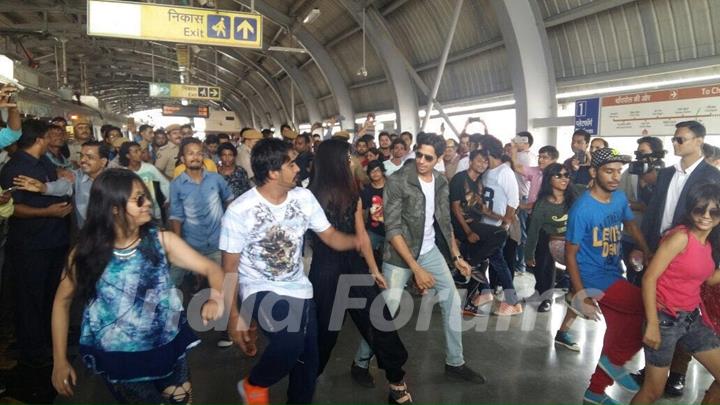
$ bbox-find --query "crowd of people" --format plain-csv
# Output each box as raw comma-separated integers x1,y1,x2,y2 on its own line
1,82,720,404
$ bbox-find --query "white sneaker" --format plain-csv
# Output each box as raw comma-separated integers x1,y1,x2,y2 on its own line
493,302,523,316
217,331,233,348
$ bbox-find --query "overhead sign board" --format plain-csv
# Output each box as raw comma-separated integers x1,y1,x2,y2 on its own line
574,98,600,135
149,83,221,101
599,84,720,136
162,104,210,118
87,0,262,49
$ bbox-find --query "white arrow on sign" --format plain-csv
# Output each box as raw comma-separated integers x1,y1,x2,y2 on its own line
236,20,255,40
209,88,220,98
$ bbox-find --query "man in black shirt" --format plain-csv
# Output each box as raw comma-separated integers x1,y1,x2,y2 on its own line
449,149,507,315
563,129,592,186
294,132,314,187
0,120,71,366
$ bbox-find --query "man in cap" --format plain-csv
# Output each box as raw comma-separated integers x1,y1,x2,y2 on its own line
155,123,182,179
67,117,93,167
565,147,652,405
236,128,262,181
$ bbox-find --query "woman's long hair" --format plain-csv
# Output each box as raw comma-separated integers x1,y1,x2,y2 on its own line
308,139,359,219
680,182,720,264
71,169,159,304
537,163,576,209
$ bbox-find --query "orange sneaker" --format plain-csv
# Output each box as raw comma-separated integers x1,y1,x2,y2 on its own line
237,378,269,405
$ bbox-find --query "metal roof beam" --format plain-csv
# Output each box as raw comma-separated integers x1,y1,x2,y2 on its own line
490,0,557,145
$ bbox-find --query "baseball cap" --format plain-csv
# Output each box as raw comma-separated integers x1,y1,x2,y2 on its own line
591,148,631,168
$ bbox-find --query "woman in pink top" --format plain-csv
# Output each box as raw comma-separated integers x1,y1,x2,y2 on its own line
632,183,720,404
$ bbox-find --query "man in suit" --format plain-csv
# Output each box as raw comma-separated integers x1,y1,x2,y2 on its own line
634,120,720,396
640,121,720,252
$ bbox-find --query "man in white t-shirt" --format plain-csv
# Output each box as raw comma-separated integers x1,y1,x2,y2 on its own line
510,131,536,275
220,138,360,404
383,138,408,176
479,135,522,316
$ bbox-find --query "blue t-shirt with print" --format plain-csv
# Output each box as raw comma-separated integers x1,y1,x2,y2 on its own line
566,190,634,292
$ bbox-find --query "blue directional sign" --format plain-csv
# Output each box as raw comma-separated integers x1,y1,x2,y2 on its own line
574,98,600,135
234,17,257,42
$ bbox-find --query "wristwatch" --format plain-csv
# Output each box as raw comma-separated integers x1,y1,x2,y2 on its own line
452,255,463,262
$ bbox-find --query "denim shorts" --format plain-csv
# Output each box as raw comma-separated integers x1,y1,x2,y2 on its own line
644,309,720,367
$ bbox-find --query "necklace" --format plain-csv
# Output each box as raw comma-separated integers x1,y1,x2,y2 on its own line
114,235,140,251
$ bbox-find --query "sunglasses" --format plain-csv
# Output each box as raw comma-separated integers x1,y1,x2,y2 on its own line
672,136,692,145
415,151,436,163
691,206,720,219
552,172,570,179
132,193,147,208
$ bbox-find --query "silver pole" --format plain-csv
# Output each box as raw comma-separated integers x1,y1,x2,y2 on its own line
290,81,295,129
421,0,463,132
61,38,68,86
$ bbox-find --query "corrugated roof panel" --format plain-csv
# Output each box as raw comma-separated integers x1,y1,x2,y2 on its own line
351,81,394,113
304,64,329,98
305,0,356,45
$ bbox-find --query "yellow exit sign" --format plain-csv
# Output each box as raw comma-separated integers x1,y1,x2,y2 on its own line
87,0,262,49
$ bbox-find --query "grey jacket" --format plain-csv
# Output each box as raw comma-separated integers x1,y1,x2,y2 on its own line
383,163,454,267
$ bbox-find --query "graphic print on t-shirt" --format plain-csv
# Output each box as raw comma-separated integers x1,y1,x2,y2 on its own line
482,186,495,212
592,211,623,261
370,194,384,227
462,178,483,223
246,200,306,280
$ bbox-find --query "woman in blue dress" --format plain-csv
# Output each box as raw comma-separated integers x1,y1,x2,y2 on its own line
50,168,225,403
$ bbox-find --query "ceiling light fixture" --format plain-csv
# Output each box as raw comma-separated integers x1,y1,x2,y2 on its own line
303,8,321,24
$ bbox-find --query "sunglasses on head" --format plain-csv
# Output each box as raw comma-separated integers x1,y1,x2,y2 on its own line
691,205,720,219
415,151,436,163
552,172,570,179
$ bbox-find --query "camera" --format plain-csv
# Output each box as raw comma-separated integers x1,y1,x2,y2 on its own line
629,150,665,175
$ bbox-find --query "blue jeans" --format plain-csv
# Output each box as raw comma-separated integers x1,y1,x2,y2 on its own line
515,204,528,273
354,246,464,368
242,291,318,404
488,240,518,305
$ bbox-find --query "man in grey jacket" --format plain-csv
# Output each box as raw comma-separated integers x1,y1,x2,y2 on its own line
353,133,486,385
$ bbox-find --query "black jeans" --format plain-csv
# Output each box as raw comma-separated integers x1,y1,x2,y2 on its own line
309,251,407,384
530,230,556,297
457,222,507,267
9,245,68,363
241,291,319,404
